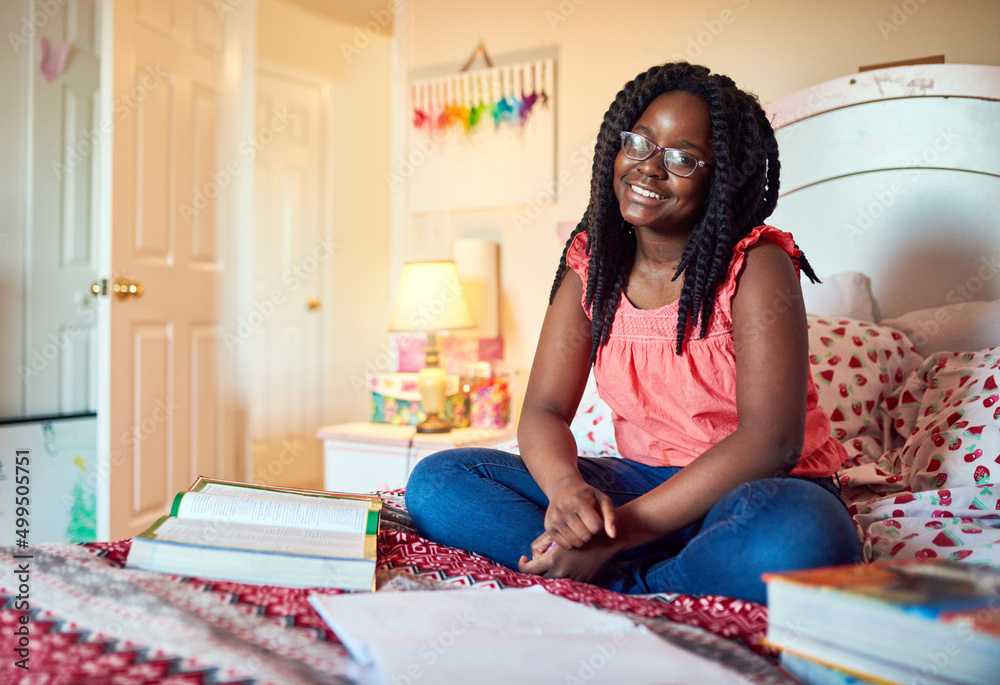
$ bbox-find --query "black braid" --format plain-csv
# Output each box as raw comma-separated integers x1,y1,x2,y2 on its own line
549,62,819,361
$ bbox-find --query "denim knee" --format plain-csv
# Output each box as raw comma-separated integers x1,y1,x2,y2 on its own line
403,448,544,568
405,448,517,525
730,478,861,568
404,450,461,520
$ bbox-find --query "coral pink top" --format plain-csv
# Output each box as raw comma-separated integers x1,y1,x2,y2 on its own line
566,225,845,478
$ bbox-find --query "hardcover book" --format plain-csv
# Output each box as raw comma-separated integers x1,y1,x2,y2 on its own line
125,477,382,590
764,560,1000,685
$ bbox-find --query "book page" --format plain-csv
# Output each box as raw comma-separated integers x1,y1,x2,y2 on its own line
195,481,382,506
176,490,371,533
151,517,367,558
191,477,379,503
197,482,374,507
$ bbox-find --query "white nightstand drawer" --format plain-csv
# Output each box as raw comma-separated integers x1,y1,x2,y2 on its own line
317,422,516,493
323,439,410,493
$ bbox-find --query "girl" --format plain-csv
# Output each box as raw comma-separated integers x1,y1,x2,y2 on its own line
405,62,861,604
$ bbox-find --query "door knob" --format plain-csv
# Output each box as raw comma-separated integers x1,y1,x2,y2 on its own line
113,278,144,299
307,298,322,310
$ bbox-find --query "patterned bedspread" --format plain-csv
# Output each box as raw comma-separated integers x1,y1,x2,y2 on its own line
0,497,792,685
5,346,993,683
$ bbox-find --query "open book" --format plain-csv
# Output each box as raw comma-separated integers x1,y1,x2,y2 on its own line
125,477,382,590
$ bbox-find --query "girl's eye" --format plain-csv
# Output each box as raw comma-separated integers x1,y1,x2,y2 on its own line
668,151,696,166
632,138,651,153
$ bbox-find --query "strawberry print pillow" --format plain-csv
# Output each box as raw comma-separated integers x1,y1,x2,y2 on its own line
883,348,1000,493
807,315,922,450
847,348,1000,565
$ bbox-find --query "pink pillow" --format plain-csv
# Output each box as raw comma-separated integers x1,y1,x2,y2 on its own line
807,315,922,447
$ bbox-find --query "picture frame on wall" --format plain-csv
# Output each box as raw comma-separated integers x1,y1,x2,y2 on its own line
405,58,557,213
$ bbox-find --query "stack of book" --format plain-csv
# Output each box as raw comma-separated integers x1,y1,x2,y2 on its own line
764,560,1000,685
126,477,382,590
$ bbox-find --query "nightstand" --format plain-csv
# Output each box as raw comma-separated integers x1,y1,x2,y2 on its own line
316,422,517,493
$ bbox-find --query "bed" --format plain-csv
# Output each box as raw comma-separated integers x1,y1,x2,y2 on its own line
766,62,1000,569
2,63,998,684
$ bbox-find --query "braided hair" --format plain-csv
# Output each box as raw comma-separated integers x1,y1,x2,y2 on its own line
549,62,819,360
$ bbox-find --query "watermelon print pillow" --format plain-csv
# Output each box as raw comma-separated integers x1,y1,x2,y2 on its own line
807,315,922,449
568,385,618,457
844,347,1000,565
493,373,619,458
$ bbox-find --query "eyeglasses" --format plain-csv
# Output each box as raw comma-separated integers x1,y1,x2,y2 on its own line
619,131,710,178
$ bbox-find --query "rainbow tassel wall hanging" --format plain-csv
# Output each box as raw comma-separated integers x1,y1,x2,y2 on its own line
405,58,556,214
411,60,551,137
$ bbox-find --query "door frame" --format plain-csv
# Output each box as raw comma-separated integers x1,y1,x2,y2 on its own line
93,0,113,542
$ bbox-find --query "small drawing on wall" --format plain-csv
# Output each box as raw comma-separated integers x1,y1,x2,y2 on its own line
406,59,556,213
0,416,97,544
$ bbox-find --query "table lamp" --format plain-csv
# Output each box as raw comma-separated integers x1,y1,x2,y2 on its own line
388,261,476,433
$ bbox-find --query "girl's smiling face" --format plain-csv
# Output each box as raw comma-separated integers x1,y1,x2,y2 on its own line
614,90,715,234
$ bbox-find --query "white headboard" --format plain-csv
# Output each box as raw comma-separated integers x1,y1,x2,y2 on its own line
764,64,1000,320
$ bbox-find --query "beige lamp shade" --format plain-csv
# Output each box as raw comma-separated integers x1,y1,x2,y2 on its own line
388,261,477,333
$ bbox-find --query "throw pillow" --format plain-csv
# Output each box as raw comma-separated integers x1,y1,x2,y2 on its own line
882,300,1000,358
807,315,922,449
801,271,877,321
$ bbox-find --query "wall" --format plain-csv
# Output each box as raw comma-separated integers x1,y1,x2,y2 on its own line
397,0,1000,416
257,0,394,422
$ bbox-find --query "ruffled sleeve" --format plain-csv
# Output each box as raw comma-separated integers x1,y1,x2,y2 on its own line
717,225,802,312
565,231,589,281
564,231,594,319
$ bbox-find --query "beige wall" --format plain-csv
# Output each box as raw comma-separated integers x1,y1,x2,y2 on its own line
399,0,1000,416
258,0,394,422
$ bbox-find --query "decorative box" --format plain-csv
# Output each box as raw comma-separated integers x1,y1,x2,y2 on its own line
393,333,504,374
370,372,469,427
466,363,512,429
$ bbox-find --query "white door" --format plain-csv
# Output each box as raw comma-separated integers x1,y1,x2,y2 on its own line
102,0,253,540
22,1,101,416
251,66,330,490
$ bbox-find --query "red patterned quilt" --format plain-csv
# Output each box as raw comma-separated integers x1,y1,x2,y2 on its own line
0,498,788,685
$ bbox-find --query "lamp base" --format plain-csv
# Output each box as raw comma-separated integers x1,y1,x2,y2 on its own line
416,413,452,434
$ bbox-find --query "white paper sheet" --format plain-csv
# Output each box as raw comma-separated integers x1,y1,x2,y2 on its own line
309,587,746,685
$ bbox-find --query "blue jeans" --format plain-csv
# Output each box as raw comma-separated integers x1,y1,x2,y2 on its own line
405,448,861,604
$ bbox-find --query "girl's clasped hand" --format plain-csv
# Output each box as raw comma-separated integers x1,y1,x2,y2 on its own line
518,479,617,582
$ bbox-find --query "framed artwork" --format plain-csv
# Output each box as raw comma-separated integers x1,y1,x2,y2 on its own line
406,58,556,213
0,415,97,544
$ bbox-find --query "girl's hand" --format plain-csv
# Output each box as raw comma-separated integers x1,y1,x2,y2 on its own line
528,530,555,560
544,479,617,549
517,535,620,583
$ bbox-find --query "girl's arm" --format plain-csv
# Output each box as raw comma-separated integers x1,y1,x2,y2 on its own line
517,268,617,549
520,239,810,579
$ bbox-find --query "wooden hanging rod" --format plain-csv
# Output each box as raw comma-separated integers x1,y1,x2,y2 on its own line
460,42,494,72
